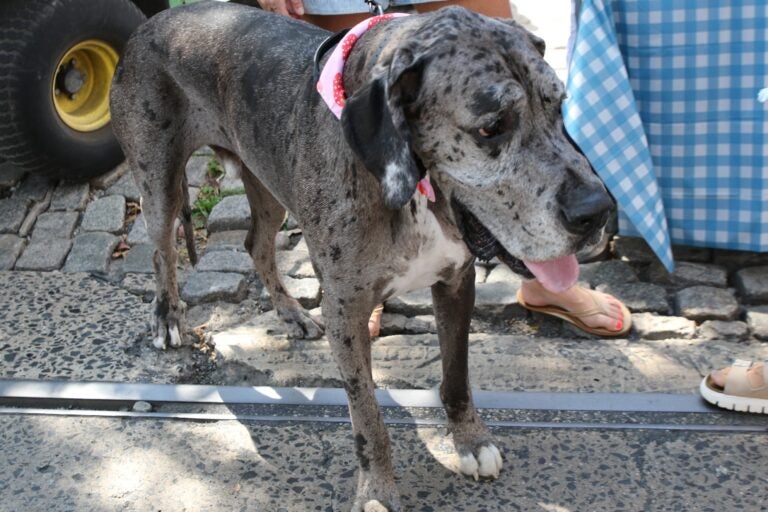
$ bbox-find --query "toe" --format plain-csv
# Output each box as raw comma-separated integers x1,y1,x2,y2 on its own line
477,445,503,479
459,453,479,481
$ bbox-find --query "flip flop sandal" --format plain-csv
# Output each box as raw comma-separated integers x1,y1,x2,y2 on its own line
516,288,632,337
699,360,768,414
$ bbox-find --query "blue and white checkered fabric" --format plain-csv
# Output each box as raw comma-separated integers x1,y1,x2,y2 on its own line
612,0,768,254
567,0,768,266
563,0,674,270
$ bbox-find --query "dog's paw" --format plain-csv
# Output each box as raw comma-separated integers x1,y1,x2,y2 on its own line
352,498,400,512
149,298,186,350
363,500,390,512
458,443,503,480
351,474,401,512
277,307,324,340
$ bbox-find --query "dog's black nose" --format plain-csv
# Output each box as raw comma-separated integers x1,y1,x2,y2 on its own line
558,181,614,236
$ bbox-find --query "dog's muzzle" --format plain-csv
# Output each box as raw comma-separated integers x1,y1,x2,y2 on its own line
451,197,534,278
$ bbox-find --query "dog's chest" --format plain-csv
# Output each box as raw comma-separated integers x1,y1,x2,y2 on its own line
384,200,470,299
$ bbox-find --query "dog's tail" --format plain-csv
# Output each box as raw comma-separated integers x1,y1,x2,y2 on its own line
179,172,198,266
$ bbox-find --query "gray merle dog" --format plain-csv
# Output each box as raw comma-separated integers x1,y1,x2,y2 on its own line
110,3,613,510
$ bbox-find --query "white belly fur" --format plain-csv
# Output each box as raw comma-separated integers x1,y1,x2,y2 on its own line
384,198,470,299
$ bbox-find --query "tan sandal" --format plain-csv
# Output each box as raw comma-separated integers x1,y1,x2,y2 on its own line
700,360,768,414
516,288,632,337
368,304,384,338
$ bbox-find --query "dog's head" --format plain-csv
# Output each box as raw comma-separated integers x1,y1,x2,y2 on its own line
341,7,614,266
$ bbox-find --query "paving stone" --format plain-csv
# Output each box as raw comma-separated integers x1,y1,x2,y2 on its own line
733,266,768,303
284,213,299,231
206,230,248,252
276,249,315,279
17,191,52,237
697,320,750,341
181,271,247,304
675,286,739,322
596,282,670,314
0,197,31,234
30,212,79,240
283,276,321,309
385,289,433,316
15,239,72,271
579,260,638,288
14,173,53,201
127,214,150,245
63,233,119,274
0,235,25,270
474,264,489,284
126,214,180,246
646,261,728,289
380,313,407,336
612,236,657,264
474,281,526,318
0,162,26,188
81,195,126,234
105,172,141,203
185,155,210,187
712,249,768,272
291,237,309,254
196,250,253,274
49,182,90,211
219,174,244,193
91,161,128,189
405,315,437,334
485,264,524,286
745,306,768,341
122,243,156,274
275,231,292,251
188,187,201,206
206,195,250,232
672,244,712,263
631,313,696,340
121,272,157,300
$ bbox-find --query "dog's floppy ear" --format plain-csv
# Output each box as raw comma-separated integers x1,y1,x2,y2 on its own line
341,47,425,209
495,18,546,56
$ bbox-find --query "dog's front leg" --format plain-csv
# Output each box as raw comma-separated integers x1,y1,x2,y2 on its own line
431,265,503,480
323,295,401,512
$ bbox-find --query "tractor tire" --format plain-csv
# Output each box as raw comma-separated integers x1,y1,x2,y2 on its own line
0,0,146,181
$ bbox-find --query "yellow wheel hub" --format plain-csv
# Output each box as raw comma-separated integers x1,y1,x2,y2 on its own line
52,39,118,132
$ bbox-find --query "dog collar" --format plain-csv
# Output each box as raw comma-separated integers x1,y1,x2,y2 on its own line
316,13,435,202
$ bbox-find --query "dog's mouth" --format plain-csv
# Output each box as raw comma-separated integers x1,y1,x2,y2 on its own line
451,198,580,292
451,198,533,277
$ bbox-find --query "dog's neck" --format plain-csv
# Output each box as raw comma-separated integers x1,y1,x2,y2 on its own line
316,13,409,119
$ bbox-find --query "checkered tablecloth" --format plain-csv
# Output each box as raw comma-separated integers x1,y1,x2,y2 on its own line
565,0,768,270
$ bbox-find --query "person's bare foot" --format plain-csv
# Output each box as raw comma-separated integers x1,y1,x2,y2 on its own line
710,361,766,388
519,279,627,333
368,304,384,338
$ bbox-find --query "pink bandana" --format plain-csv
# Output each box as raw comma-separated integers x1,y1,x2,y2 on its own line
316,13,435,202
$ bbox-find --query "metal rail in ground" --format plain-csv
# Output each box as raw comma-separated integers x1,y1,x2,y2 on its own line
0,380,764,433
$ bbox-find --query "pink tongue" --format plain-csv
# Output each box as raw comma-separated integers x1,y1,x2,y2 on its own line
523,255,579,293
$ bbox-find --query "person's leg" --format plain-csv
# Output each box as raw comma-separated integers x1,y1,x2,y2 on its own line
415,0,512,17
519,279,628,334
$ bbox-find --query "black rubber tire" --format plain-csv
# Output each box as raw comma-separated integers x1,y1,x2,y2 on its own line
0,0,146,181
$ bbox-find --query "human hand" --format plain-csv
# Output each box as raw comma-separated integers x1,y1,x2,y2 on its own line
258,0,304,18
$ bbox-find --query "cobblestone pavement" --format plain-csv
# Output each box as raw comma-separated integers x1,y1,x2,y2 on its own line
1,152,768,391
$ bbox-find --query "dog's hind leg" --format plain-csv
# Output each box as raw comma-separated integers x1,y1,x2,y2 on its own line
133,151,190,350
240,167,324,339
431,265,504,480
